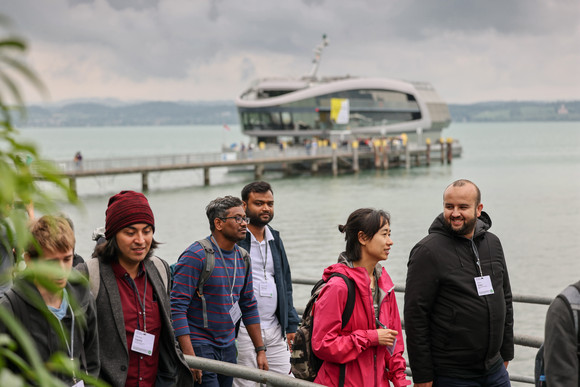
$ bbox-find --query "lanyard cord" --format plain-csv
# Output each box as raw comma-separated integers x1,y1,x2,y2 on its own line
470,239,483,277
211,236,238,303
128,273,148,332
56,292,77,381
258,238,269,280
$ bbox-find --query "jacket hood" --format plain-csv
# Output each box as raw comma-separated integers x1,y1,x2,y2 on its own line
428,211,492,239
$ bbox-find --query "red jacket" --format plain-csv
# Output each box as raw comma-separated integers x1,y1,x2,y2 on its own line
312,260,410,387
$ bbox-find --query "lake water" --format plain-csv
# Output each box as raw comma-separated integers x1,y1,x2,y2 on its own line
17,121,580,384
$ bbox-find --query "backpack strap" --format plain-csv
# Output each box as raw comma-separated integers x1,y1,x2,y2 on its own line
558,284,580,359
150,256,170,293
86,259,100,297
196,239,215,329
327,272,356,387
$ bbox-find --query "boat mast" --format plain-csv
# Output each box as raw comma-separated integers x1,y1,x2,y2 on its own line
307,34,329,81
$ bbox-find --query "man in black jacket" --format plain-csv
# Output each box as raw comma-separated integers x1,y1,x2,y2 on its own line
404,179,514,387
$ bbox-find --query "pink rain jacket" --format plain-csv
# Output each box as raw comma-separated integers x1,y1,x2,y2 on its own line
312,261,410,387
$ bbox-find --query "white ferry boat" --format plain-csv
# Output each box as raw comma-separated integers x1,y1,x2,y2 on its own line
235,35,451,145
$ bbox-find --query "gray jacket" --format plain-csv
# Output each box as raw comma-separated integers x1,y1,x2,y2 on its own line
82,257,193,387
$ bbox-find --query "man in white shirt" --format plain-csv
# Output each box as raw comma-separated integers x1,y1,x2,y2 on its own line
234,181,299,386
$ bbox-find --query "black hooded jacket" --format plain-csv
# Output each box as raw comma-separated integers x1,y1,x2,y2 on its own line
404,211,514,382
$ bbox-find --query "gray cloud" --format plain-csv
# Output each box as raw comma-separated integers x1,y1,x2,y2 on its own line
1,0,578,103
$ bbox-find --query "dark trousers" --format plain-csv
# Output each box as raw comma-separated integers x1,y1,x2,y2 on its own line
193,343,237,387
434,365,511,387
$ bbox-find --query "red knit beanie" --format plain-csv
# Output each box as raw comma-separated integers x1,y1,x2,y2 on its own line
105,190,155,240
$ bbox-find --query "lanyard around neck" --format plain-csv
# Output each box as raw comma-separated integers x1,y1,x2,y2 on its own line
128,272,148,332
258,236,269,281
211,236,238,302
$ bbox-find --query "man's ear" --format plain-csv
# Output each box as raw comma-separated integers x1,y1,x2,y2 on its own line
242,201,247,211
214,217,223,231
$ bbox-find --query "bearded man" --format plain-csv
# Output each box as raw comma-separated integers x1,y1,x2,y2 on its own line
404,179,514,387
233,181,299,387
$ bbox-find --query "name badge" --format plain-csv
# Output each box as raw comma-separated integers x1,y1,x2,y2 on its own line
259,282,273,297
131,329,156,356
474,276,494,296
386,337,397,356
229,301,242,324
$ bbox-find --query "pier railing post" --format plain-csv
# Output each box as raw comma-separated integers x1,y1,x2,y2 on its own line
382,138,389,170
204,167,210,186
331,143,338,176
425,138,431,166
439,138,445,164
446,138,453,164
352,141,359,173
69,178,77,198
142,172,149,192
255,164,264,180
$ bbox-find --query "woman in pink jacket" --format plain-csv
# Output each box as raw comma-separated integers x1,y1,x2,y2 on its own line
312,208,410,387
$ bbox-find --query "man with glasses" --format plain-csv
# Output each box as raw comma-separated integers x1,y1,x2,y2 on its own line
234,181,299,387
171,196,268,387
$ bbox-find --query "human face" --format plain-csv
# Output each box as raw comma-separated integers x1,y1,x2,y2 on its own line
244,191,274,227
443,184,483,239
361,221,393,262
115,223,153,265
217,206,248,243
32,248,74,290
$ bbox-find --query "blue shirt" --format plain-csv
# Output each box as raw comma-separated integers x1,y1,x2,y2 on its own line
171,237,259,347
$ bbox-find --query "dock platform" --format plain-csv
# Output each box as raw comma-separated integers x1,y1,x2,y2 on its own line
55,140,462,195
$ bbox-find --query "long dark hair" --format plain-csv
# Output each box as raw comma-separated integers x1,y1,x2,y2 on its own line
92,236,159,264
338,208,390,262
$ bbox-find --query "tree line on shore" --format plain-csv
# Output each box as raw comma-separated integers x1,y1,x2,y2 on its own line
16,99,580,127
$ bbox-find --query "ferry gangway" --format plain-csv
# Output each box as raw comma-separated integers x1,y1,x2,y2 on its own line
181,278,550,385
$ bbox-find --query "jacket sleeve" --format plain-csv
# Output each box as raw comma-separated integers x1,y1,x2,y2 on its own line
498,244,514,362
544,295,578,387
403,244,439,383
84,294,101,378
384,290,410,386
312,276,379,364
278,238,299,333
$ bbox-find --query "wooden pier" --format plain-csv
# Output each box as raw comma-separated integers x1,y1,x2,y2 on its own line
55,139,461,195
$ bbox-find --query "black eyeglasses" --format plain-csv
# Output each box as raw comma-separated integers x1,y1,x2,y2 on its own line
220,216,250,224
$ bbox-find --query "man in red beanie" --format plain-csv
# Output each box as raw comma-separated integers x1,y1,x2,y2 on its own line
86,190,193,387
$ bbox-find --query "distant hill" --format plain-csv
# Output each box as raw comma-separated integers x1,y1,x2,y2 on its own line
16,99,580,127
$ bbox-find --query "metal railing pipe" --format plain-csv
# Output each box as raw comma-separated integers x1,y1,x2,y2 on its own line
183,355,323,387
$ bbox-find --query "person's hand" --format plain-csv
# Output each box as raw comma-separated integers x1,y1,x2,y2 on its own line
256,350,269,371
504,361,509,369
413,383,433,387
287,332,296,351
191,368,202,384
377,328,398,346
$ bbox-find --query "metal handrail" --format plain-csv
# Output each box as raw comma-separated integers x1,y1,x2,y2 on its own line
184,355,323,387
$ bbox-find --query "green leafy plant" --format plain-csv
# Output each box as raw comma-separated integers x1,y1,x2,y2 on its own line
0,15,105,386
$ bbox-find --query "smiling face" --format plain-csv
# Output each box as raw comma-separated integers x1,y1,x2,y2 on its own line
115,223,153,266
244,190,274,227
360,220,393,262
443,183,483,239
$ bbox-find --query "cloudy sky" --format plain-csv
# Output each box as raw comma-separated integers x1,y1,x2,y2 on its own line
2,0,579,104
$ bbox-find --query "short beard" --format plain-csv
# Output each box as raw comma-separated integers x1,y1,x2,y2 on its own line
247,211,273,228
444,216,477,237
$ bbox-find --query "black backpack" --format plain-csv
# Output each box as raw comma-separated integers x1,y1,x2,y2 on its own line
290,272,355,386
535,283,580,387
